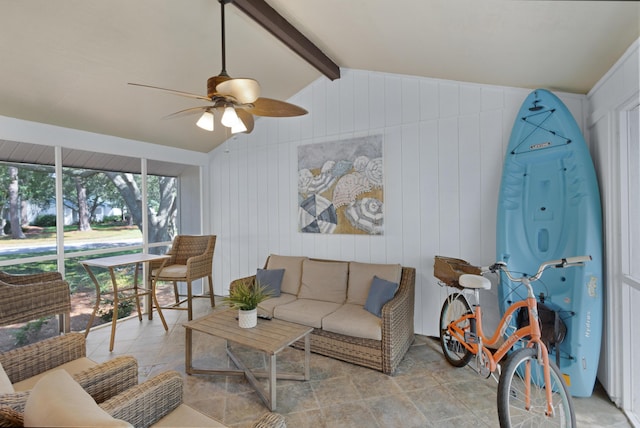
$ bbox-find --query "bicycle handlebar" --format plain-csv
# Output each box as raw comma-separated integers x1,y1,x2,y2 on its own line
484,255,591,283
555,255,592,266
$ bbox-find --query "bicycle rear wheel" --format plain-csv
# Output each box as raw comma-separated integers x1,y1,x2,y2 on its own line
497,347,575,428
439,292,474,367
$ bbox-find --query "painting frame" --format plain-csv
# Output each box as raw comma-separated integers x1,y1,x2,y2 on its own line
297,135,384,235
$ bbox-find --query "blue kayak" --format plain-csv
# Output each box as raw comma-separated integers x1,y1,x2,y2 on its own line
496,89,603,397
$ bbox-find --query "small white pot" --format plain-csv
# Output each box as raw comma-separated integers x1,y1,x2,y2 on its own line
238,308,257,328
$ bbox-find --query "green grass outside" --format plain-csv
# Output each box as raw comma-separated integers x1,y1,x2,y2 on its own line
0,224,141,247
1,251,140,294
0,225,143,293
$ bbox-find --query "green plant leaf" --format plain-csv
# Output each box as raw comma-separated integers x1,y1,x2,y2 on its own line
223,281,272,310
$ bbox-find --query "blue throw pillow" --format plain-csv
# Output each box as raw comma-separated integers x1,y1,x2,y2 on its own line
364,275,399,318
256,268,285,297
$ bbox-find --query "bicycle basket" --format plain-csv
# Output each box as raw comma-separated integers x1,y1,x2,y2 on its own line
433,256,481,289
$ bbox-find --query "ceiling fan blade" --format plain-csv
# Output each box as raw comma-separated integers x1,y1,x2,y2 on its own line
236,109,255,134
215,78,261,104
128,83,211,102
248,98,308,117
162,106,210,120
131,0,307,133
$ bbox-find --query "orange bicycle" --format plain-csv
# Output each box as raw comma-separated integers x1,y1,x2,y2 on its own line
436,256,590,427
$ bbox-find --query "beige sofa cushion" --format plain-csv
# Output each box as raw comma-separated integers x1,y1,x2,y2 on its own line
151,404,226,427
347,262,402,306
0,363,13,393
298,259,349,304
256,292,297,317
322,303,383,341
13,356,96,392
24,370,132,427
266,255,308,295
274,299,342,328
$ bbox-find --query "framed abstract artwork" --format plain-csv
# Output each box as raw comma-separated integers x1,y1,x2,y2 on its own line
298,135,384,235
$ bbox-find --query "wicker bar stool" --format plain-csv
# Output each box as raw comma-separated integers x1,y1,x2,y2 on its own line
150,235,216,321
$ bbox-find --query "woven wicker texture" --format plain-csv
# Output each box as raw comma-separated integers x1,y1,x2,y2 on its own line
230,262,416,375
433,256,481,289
151,235,216,320
75,356,138,403
0,391,29,414
0,405,23,427
0,271,62,285
0,333,85,384
100,370,183,428
251,412,287,428
0,334,138,425
0,368,286,428
0,271,71,329
0,355,138,414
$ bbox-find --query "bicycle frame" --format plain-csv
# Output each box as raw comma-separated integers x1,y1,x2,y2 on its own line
445,288,557,416
438,256,590,422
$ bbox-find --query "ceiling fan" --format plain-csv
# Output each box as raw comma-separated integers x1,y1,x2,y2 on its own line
129,0,308,134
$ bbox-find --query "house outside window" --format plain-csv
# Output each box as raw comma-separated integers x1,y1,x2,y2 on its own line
0,143,188,350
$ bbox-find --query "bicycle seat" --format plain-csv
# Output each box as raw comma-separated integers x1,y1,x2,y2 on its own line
459,274,491,290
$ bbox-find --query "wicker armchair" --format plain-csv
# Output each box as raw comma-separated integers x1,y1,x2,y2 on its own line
0,369,286,427
0,333,138,413
100,370,286,428
0,271,71,334
0,335,285,427
151,235,216,321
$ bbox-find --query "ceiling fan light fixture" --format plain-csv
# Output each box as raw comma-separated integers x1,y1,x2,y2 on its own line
231,117,248,134
221,106,240,128
129,0,308,137
196,110,215,131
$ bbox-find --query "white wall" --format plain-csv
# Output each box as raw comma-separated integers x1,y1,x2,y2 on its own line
177,165,203,235
0,115,206,167
587,39,639,420
208,69,588,337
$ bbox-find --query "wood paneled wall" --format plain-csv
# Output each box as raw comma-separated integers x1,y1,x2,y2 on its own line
587,39,639,413
208,68,588,336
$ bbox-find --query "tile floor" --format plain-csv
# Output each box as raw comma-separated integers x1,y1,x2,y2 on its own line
85,298,632,428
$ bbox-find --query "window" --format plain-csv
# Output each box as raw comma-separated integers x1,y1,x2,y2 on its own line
0,159,57,269
0,142,192,349
146,174,178,245
62,165,143,254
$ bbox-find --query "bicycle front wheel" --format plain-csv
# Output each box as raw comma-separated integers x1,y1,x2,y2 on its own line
439,292,474,367
497,347,575,428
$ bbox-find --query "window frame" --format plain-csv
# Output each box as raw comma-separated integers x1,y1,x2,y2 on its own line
0,148,179,272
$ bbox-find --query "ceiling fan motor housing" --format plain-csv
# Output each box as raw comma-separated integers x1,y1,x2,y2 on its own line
207,74,231,98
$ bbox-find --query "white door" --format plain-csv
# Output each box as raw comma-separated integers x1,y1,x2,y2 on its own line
619,105,640,424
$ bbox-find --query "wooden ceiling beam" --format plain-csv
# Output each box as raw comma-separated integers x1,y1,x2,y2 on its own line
230,0,340,80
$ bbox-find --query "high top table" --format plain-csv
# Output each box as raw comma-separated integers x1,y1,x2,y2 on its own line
184,309,313,411
81,253,170,351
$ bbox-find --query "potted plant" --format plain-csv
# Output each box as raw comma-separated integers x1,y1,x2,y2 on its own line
223,281,272,328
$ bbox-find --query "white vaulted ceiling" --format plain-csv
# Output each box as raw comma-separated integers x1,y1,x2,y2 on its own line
0,0,637,153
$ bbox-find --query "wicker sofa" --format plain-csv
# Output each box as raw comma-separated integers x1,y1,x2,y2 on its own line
230,255,416,375
0,271,71,334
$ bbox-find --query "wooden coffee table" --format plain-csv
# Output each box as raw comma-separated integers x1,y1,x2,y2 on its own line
184,309,313,411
